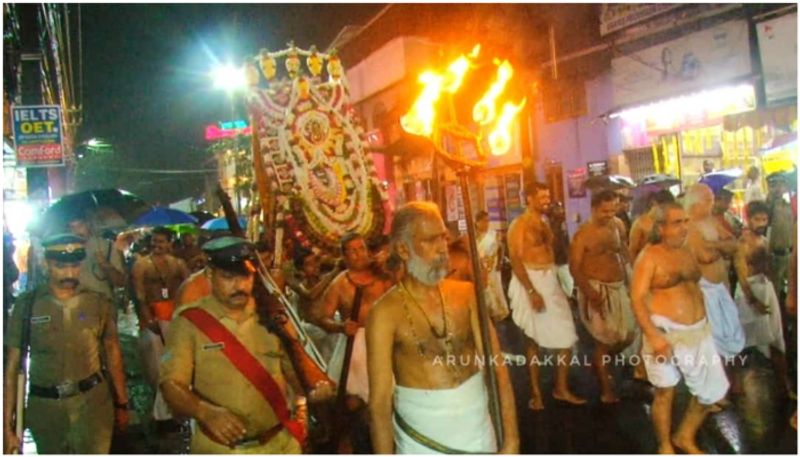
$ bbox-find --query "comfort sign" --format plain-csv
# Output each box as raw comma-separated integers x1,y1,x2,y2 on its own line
12,105,64,167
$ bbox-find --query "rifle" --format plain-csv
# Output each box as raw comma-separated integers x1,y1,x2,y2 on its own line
215,186,332,393
329,280,364,451
13,292,35,454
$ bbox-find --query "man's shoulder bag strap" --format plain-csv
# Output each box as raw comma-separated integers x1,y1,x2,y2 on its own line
180,307,306,445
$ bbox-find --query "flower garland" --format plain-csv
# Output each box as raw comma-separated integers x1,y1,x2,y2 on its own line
245,44,388,250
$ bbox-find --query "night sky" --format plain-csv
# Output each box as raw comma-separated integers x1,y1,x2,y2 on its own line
80,3,386,204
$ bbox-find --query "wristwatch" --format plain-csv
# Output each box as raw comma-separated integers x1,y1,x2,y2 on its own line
114,402,129,409
527,287,536,296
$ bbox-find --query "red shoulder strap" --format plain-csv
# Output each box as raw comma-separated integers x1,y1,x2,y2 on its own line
180,307,306,445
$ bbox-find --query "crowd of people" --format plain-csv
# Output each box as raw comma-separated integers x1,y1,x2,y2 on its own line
2,169,797,454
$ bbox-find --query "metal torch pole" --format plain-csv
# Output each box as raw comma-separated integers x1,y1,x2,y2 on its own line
456,168,504,448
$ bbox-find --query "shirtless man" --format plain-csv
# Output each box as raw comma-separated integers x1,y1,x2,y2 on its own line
132,226,190,330
311,233,393,452
733,201,790,395
684,184,744,361
313,233,393,402
629,190,675,263
507,182,585,410
132,226,189,422
570,190,638,403
632,202,729,454
367,201,518,454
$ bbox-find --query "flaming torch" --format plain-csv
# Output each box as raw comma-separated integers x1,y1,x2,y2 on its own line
400,45,526,449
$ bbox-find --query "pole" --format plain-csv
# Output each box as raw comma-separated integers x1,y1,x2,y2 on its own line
456,168,503,448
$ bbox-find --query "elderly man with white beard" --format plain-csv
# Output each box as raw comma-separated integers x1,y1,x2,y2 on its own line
366,201,519,454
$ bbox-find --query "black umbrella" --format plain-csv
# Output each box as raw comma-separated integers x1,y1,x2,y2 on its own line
30,188,151,236
189,210,216,225
585,174,636,192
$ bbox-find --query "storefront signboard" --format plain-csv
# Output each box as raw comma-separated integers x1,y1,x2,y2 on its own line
567,168,588,198
11,105,64,168
757,13,798,105
600,4,682,36
611,20,751,107
587,160,609,177
504,174,523,221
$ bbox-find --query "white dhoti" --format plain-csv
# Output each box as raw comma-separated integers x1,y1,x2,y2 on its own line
556,264,574,298
577,280,639,354
642,315,730,405
139,321,173,420
699,278,745,359
735,274,785,358
486,270,510,321
393,372,497,454
508,265,578,349
328,328,369,402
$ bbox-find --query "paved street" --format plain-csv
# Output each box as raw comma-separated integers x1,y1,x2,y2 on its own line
92,301,797,455
495,314,798,454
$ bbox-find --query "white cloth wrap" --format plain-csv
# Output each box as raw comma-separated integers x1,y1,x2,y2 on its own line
328,327,369,402
699,278,745,358
138,321,173,420
642,315,729,405
735,274,785,357
393,372,497,454
478,231,510,320
508,265,578,349
577,280,639,355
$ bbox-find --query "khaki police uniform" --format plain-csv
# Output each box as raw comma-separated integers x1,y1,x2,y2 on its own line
6,285,116,453
80,235,125,299
160,295,302,454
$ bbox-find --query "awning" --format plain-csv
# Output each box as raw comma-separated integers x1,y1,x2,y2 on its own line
722,104,797,131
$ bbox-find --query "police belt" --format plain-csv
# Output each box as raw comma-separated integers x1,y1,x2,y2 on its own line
204,423,284,450
29,372,103,399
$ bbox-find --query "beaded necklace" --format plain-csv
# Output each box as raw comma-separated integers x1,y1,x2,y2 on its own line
398,281,458,370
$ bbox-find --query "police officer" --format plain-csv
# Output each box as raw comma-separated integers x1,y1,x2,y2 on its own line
159,236,304,454
3,234,129,454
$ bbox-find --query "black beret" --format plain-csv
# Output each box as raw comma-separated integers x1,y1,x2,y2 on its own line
42,233,86,262
201,236,257,274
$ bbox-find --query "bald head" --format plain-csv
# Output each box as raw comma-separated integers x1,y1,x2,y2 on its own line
684,183,714,218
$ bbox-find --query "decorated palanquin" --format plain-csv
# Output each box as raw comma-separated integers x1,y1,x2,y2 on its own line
244,44,388,251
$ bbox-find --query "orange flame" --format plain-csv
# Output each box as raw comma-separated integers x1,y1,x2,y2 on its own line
472,60,514,126
401,46,480,137
488,98,526,156
400,71,444,137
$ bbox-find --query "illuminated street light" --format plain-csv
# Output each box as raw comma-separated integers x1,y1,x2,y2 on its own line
211,64,248,93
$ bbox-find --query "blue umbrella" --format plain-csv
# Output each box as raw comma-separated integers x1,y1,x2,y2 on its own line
201,216,248,231
699,168,743,193
134,207,198,226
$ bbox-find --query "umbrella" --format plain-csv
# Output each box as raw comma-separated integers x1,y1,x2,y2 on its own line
635,174,681,194
585,174,636,192
699,168,743,193
165,223,201,235
31,188,151,236
189,211,216,225
201,216,248,231
134,207,198,226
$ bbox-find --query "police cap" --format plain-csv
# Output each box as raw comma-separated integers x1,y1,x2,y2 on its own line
42,233,86,262
201,236,257,274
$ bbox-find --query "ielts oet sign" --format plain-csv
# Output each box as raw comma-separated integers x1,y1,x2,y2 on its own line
12,105,64,167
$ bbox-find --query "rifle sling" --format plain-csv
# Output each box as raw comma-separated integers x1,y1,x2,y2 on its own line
180,307,305,445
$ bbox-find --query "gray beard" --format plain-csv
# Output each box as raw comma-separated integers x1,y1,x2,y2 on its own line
406,251,449,286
